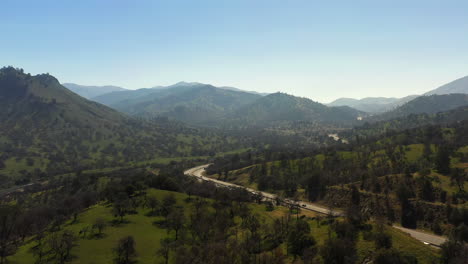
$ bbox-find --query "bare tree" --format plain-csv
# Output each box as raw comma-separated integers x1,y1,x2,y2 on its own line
114,236,137,264
92,218,107,237
147,195,159,215
0,205,21,264
166,208,185,240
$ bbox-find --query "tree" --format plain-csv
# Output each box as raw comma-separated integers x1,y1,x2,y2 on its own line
147,195,159,215
30,233,47,264
396,184,417,229
435,146,451,175
374,248,417,264
92,218,107,237
320,238,357,264
114,236,137,264
374,231,392,250
0,205,21,264
113,199,131,223
287,219,316,259
48,230,78,264
305,172,322,201
450,168,466,192
440,237,468,264
157,238,173,264
166,208,185,240
161,194,176,217
346,185,363,226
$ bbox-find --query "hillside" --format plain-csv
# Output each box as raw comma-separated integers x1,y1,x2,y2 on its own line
228,92,364,127
424,75,468,95
62,83,127,99
0,67,245,186
328,95,418,113
97,82,263,126
371,94,468,121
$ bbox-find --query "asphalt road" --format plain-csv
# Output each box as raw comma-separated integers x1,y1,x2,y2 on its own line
184,164,448,247
392,225,447,247
185,165,344,215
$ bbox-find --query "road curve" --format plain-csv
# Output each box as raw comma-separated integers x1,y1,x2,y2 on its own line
184,164,342,216
184,164,448,247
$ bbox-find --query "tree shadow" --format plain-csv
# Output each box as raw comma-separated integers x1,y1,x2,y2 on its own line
152,219,167,228
89,233,107,240
111,219,131,226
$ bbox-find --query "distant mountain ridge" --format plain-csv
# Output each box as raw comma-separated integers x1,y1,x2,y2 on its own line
328,74,468,113
369,94,468,121
62,83,127,99
90,81,267,106
98,82,264,126
328,95,418,113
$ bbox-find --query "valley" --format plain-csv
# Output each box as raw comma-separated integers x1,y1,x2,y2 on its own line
3,2,468,263
0,67,467,264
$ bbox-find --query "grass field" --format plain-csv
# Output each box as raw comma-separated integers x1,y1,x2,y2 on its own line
10,189,440,264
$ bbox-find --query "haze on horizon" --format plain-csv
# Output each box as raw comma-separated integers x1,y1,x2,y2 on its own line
1,0,468,103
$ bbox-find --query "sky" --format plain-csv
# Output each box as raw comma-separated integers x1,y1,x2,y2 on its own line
1,0,468,103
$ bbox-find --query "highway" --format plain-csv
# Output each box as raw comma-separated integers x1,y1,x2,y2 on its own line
184,164,447,247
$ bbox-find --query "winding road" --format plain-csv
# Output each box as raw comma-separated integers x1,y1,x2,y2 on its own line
184,164,447,247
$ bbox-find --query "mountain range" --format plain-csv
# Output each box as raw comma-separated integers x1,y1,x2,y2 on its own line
62,83,127,99
328,75,468,113
327,95,418,113
64,74,468,128
2,66,468,186
0,67,244,185
370,94,468,121
89,82,364,127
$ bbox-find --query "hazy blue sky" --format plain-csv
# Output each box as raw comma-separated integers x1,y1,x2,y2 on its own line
2,0,468,102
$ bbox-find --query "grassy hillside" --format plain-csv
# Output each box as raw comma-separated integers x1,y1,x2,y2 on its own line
10,189,439,264
0,67,247,186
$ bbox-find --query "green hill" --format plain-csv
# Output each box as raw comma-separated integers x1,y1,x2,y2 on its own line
109,83,263,126
10,188,439,264
228,92,364,127
0,67,244,186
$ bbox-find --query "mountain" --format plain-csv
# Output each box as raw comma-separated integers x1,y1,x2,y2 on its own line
229,92,364,126
62,83,127,99
370,94,468,121
344,105,468,139
92,87,162,106
95,82,263,126
424,75,468,95
328,95,418,113
0,67,244,186
218,86,269,96
92,82,266,106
